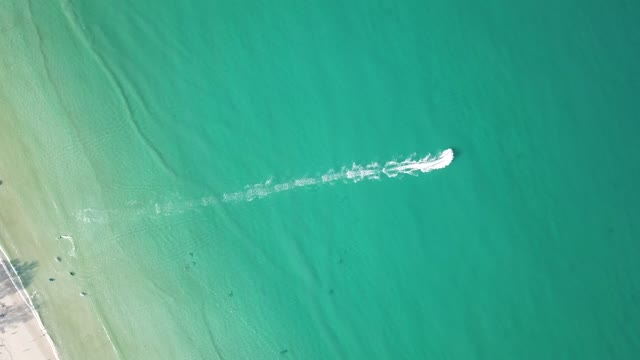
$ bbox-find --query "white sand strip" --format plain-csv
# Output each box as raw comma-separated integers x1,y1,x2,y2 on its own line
0,246,60,360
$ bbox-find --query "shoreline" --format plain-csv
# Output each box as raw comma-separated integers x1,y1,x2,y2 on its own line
0,244,60,360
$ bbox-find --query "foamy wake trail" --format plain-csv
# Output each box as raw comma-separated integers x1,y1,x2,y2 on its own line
75,149,453,222
223,148,454,202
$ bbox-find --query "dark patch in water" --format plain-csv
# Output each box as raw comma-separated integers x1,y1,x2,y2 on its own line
6,259,38,288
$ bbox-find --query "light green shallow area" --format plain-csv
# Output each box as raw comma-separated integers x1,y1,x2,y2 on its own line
1,0,640,359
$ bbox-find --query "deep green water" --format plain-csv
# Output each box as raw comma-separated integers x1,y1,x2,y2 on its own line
3,0,640,358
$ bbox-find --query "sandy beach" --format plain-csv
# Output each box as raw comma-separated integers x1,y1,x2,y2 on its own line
0,105,122,359
0,254,59,360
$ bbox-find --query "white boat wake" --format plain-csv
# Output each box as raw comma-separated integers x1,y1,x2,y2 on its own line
223,148,454,202
75,148,454,222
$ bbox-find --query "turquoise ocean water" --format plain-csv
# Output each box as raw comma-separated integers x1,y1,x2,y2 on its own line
1,0,640,358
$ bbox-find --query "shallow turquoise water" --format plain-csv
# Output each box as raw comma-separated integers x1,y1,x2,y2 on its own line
8,0,640,358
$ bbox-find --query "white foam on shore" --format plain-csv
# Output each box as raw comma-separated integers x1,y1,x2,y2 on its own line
97,316,122,359
0,244,61,360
